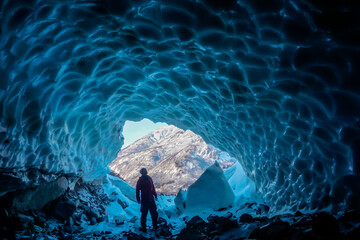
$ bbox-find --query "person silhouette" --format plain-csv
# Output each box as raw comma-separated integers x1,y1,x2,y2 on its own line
136,168,158,232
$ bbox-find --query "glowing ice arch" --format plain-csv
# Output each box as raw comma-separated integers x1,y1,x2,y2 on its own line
0,0,359,211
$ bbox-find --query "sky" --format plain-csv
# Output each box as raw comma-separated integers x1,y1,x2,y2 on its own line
121,118,167,149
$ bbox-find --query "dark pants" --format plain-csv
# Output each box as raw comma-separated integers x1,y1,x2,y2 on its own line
140,200,158,230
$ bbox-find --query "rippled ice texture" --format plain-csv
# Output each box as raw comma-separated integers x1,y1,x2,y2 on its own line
0,0,359,211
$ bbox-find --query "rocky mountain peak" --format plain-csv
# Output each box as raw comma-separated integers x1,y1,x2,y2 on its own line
109,125,235,195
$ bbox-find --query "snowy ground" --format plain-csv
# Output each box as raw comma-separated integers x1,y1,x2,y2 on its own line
76,175,177,237
75,161,263,239
12,160,264,239
14,162,360,240
74,180,259,239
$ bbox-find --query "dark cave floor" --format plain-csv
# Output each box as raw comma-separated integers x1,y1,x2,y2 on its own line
5,208,360,240
1,181,360,240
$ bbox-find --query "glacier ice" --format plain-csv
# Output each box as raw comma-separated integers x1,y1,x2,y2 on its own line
4,176,68,212
174,188,187,212
225,161,260,205
186,162,235,211
0,0,359,211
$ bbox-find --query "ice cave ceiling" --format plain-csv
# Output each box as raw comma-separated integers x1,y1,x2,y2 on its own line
0,0,360,211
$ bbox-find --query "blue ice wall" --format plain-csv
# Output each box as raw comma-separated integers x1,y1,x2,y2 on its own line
0,0,359,211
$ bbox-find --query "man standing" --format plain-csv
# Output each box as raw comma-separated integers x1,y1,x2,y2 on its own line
136,168,158,232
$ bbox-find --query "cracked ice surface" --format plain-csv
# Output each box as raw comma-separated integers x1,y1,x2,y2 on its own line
0,0,359,210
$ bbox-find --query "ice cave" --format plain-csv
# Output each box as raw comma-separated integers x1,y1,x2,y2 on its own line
0,0,360,239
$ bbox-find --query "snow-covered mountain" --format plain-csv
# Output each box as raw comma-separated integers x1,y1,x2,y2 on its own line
109,125,236,195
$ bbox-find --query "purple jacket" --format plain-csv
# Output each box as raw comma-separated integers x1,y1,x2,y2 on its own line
136,175,157,202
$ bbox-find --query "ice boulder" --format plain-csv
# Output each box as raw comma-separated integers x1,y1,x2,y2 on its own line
106,175,136,202
4,177,68,212
175,188,187,212
186,162,235,211
225,161,261,204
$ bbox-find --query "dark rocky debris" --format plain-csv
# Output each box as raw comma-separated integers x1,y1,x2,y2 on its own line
240,213,254,223
249,220,291,240
1,178,360,240
0,177,112,239
1,189,360,240
174,209,360,240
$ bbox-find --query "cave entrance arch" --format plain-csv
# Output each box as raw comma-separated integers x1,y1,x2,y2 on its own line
108,118,243,195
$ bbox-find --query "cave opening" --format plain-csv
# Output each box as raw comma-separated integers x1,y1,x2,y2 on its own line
103,117,262,234
108,117,258,201
119,118,168,150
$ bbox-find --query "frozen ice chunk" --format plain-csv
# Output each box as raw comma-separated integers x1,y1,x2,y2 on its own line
107,175,136,202
174,188,187,212
225,161,260,204
186,161,235,211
